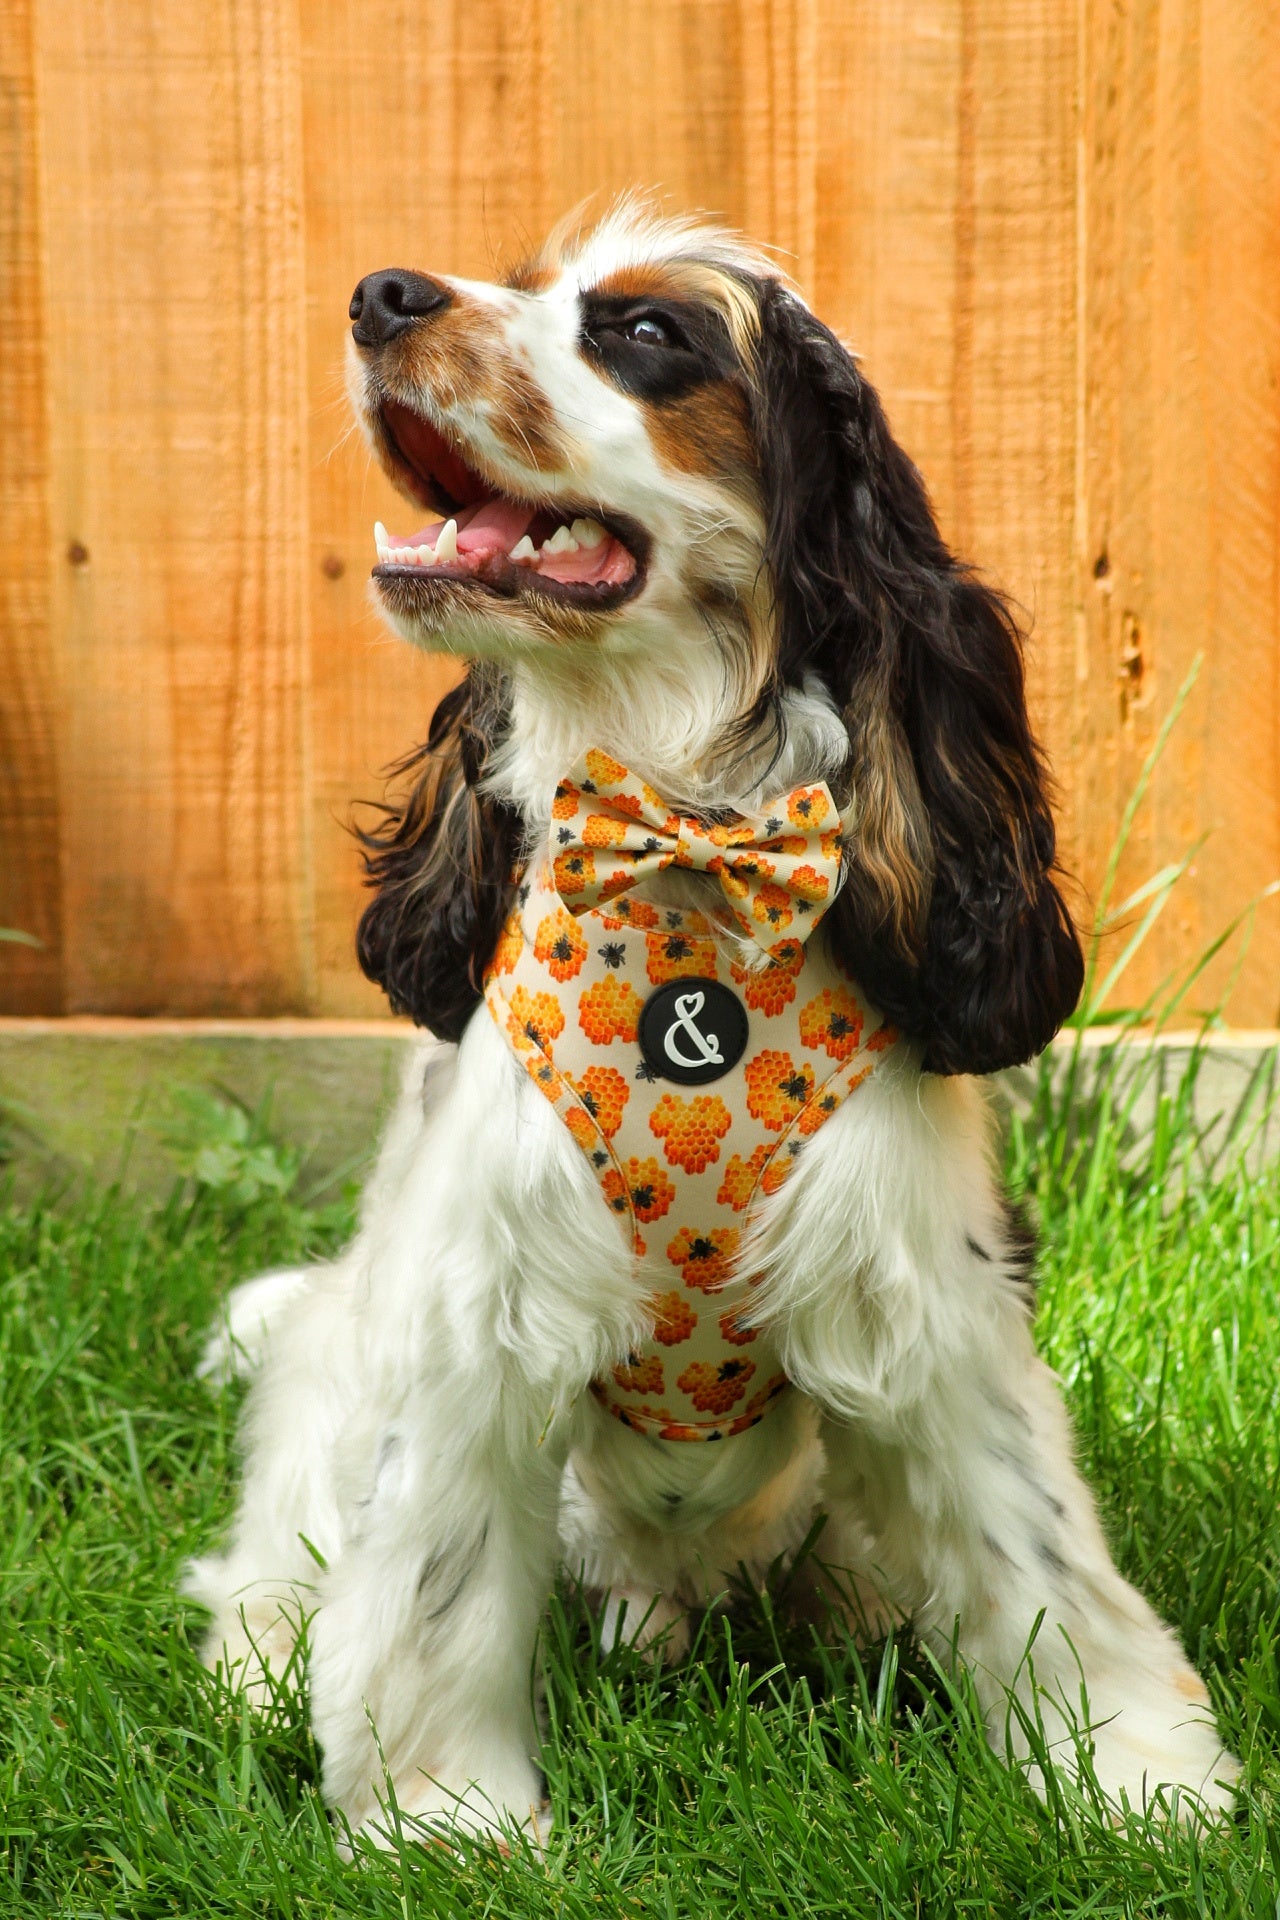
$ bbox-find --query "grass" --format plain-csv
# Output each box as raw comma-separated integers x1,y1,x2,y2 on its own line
3,1053,1280,1920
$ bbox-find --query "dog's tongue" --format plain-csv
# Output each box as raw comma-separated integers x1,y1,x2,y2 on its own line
456,498,536,557
382,499,536,555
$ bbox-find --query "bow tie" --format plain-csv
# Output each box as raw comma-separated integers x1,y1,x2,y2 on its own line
548,750,842,953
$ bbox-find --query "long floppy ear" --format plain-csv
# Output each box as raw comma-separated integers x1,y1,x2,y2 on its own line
748,280,1083,1074
355,665,521,1042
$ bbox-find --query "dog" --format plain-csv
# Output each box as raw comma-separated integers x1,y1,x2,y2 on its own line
188,200,1237,1845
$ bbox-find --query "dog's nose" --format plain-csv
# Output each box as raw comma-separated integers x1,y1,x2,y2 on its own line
349,269,451,347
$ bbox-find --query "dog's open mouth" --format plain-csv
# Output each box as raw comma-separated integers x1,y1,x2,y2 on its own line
372,400,645,606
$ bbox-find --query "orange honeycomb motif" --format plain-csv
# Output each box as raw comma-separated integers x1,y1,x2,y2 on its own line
551,780,581,820
742,1373,788,1420
533,906,589,982
582,812,629,849
648,1290,698,1346
731,939,805,1015
705,817,748,849
751,882,794,933
525,1054,566,1102
743,1049,815,1129
666,1225,742,1291
716,1144,771,1211
676,1357,756,1414
798,985,864,1060
613,1352,665,1394
584,748,629,785
649,1092,732,1172
579,974,644,1044
760,1150,799,1196
564,1106,598,1151
797,1090,840,1137
789,863,830,905
644,931,719,985
489,914,524,977
553,846,595,896
597,865,639,901
602,1157,676,1224
640,780,676,820
578,1064,630,1138
718,1305,759,1347
597,895,661,931
506,985,565,1054
787,787,831,829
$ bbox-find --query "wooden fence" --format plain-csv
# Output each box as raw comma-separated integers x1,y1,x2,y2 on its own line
2,0,1278,1024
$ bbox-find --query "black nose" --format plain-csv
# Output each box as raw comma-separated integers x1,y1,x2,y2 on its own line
349,269,451,347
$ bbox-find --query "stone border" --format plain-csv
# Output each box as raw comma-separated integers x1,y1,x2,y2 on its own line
0,1018,1276,1200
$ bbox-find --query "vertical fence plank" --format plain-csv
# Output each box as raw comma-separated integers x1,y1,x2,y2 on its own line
0,0,60,1009
1079,0,1280,1022
797,0,1081,926
548,0,744,219
807,1,964,520
299,0,549,1016
945,0,1080,925
739,0,817,280
34,0,313,1013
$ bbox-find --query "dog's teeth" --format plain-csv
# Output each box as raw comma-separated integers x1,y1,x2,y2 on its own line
541,525,580,556
509,535,538,563
570,517,606,549
434,518,459,563
374,520,389,552
416,544,436,564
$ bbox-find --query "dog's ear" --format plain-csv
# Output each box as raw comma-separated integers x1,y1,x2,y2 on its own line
355,666,521,1042
748,280,1083,1074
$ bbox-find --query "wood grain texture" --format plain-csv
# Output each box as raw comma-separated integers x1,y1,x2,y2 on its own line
34,0,313,1013
1073,0,1280,1023
297,0,540,1014
0,0,60,1010
0,0,1276,1021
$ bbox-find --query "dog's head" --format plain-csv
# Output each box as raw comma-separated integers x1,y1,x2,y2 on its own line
352,202,1083,1074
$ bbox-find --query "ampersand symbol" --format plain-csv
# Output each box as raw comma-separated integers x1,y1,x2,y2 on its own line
663,990,725,1070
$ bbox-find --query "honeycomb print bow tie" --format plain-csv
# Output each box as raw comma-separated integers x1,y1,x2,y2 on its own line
549,749,843,953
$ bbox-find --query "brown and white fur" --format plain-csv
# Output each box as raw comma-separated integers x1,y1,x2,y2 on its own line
187,201,1237,1845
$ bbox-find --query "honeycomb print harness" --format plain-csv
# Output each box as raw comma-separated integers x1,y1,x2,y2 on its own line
483,750,898,1441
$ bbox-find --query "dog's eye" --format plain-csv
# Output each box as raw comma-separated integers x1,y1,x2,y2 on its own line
624,315,676,349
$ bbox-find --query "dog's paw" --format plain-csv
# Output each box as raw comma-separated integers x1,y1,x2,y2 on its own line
1086,1726,1239,1829
1042,1672,1239,1830
598,1587,690,1664
196,1267,310,1385
339,1771,551,1858
191,1597,305,1709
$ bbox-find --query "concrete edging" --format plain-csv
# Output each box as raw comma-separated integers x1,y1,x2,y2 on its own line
0,1018,1276,1200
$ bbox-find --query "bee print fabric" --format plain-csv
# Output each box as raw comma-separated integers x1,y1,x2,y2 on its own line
483,751,899,1442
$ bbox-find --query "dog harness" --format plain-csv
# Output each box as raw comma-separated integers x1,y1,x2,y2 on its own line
483,750,897,1441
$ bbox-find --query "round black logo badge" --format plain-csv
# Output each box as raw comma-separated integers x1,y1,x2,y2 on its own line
638,977,749,1086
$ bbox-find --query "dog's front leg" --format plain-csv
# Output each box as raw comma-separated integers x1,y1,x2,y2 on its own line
817,1344,1238,1821
308,1377,570,1852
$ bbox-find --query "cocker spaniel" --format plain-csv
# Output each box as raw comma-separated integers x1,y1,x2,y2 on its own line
188,201,1236,1844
